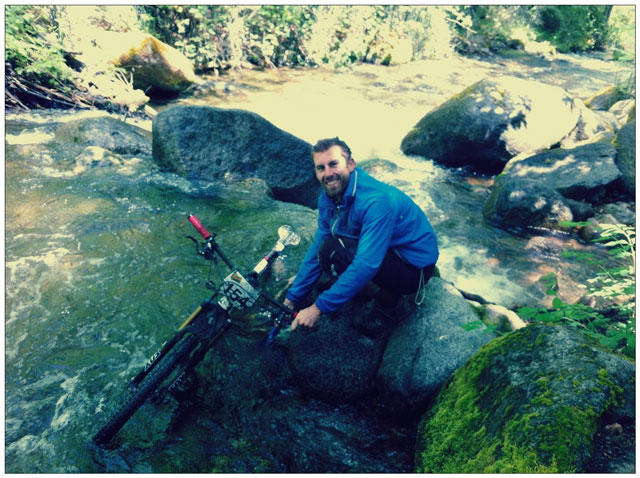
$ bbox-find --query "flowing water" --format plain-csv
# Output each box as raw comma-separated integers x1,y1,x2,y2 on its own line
4,53,632,472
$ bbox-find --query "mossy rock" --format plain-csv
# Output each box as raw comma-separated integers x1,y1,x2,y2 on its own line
613,120,635,196
415,323,635,473
114,34,197,93
584,86,626,111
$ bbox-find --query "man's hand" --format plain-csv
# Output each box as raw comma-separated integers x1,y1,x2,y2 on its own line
290,302,322,330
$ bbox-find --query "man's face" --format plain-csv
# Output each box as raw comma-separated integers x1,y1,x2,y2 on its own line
313,145,355,201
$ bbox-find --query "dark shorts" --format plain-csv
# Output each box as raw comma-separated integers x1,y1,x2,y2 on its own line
318,235,435,296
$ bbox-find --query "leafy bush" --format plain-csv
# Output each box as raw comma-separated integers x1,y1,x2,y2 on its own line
5,5,74,88
518,223,635,357
448,5,534,52
138,5,462,70
534,5,612,53
137,5,233,72
138,5,317,70
608,6,636,62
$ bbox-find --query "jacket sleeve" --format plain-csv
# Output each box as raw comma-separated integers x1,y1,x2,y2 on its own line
315,199,395,313
285,211,330,304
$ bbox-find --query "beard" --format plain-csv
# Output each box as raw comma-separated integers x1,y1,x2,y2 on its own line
322,172,350,199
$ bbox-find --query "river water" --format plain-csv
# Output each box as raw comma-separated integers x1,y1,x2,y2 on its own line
4,53,632,472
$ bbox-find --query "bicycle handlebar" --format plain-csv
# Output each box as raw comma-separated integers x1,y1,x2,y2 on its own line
188,214,212,240
188,214,299,341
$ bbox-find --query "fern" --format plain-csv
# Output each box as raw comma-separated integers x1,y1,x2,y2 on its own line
518,223,635,357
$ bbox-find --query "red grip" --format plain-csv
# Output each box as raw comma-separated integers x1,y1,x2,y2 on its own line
188,215,212,239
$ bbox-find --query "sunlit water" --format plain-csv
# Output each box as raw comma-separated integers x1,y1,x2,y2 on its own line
5,54,629,472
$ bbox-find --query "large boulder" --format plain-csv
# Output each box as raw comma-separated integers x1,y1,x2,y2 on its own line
54,115,152,156
287,278,495,411
483,176,574,233
400,76,581,173
152,106,320,208
484,142,624,233
110,32,197,94
614,120,636,196
377,278,495,415
287,301,390,403
502,142,622,203
415,323,635,473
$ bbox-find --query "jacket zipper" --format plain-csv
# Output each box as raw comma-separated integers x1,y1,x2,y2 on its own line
331,205,341,237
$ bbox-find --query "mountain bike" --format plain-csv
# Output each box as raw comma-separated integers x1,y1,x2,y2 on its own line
92,214,299,447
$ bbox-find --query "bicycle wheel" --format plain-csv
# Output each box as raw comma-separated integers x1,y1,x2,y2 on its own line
93,333,200,447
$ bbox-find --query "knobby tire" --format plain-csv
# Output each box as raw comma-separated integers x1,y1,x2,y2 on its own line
93,334,199,446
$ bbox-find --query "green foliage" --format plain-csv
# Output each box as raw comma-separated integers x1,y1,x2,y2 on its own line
447,5,629,57
5,5,74,87
136,5,462,70
136,5,233,71
138,5,317,70
588,224,636,321
608,6,636,62
534,5,612,53
5,5,635,110
243,5,316,67
518,223,635,357
448,5,536,52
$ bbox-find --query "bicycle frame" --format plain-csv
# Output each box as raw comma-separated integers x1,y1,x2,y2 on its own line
128,215,298,394
93,215,300,447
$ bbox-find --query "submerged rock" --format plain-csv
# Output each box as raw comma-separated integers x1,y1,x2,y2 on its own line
415,323,635,473
55,115,152,156
195,318,415,473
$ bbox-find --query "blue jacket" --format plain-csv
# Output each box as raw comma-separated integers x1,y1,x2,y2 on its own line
286,167,438,313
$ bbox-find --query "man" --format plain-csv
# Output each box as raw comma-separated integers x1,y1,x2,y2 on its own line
285,137,438,330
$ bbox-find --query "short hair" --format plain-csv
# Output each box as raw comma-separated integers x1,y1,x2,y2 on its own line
312,137,352,160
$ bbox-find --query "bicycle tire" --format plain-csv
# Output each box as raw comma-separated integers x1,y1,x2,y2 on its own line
93,333,200,446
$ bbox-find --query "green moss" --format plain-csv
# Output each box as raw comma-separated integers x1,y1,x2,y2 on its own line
531,376,553,406
534,331,546,347
596,368,623,409
415,324,621,473
535,405,596,470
